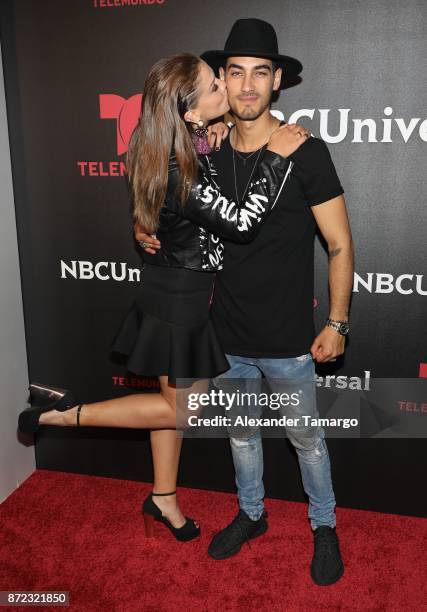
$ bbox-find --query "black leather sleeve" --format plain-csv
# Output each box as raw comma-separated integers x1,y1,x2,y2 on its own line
165,150,293,243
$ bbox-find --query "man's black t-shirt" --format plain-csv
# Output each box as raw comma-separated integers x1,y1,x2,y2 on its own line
209,130,344,358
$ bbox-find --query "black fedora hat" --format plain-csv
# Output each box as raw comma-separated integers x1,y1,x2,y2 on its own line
201,18,302,89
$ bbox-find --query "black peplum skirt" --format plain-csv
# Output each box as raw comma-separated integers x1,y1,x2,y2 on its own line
110,263,230,385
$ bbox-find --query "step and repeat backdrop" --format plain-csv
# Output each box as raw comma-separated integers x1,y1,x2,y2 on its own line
2,0,426,516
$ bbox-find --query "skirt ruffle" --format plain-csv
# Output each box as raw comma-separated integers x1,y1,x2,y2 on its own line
110,265,230,385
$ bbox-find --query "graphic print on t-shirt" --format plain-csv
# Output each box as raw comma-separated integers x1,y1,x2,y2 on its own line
209,130,344,357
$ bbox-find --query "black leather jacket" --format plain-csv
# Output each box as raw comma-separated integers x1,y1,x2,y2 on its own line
143,149,293,272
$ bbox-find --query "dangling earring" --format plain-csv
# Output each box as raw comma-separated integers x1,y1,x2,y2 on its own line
192,119,211,154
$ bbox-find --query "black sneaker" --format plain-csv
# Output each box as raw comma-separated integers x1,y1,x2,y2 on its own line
310,526,344,585
208,509,268,560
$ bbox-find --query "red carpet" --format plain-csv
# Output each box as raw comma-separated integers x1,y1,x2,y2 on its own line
0,470,426,611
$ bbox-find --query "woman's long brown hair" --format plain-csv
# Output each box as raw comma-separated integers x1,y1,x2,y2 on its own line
126,53,201,233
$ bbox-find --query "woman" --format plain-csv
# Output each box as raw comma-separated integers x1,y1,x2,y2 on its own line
18,53,309,542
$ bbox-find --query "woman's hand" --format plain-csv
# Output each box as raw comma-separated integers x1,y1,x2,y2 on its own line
134,222,161,255
267,123,311,158
207,122,229,150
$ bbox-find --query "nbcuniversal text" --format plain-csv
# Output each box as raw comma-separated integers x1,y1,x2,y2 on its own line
60,261,427,296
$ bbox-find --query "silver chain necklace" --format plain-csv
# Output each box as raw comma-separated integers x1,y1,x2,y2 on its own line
233,147,263,165
231,122,279,205
232,145,266,205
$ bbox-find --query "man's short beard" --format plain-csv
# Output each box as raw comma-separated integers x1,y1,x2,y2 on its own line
229,96,272,122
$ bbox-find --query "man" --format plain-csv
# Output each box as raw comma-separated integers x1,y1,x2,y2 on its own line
136,19,354,586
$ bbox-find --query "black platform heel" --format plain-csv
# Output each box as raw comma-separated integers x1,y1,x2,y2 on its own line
142,491,200,542
18,382,82,435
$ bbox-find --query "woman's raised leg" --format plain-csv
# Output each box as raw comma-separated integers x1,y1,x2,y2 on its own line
39,380,177,429
38,376,207,528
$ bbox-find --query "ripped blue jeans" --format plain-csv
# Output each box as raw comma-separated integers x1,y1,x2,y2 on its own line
216,353,336,530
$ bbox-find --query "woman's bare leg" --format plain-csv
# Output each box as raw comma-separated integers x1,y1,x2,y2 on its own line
148,377,209,528
147,377,185,527
39,384,177,429
39,376,208,528
150,431,185,527
39,376,209,429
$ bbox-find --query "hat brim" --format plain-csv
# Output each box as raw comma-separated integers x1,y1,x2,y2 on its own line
200,49,303,89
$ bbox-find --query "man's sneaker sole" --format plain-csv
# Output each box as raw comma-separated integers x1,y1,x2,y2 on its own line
208,521,268,560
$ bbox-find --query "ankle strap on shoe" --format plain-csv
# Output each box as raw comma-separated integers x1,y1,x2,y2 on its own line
152,490,176,496
77,404,83,426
